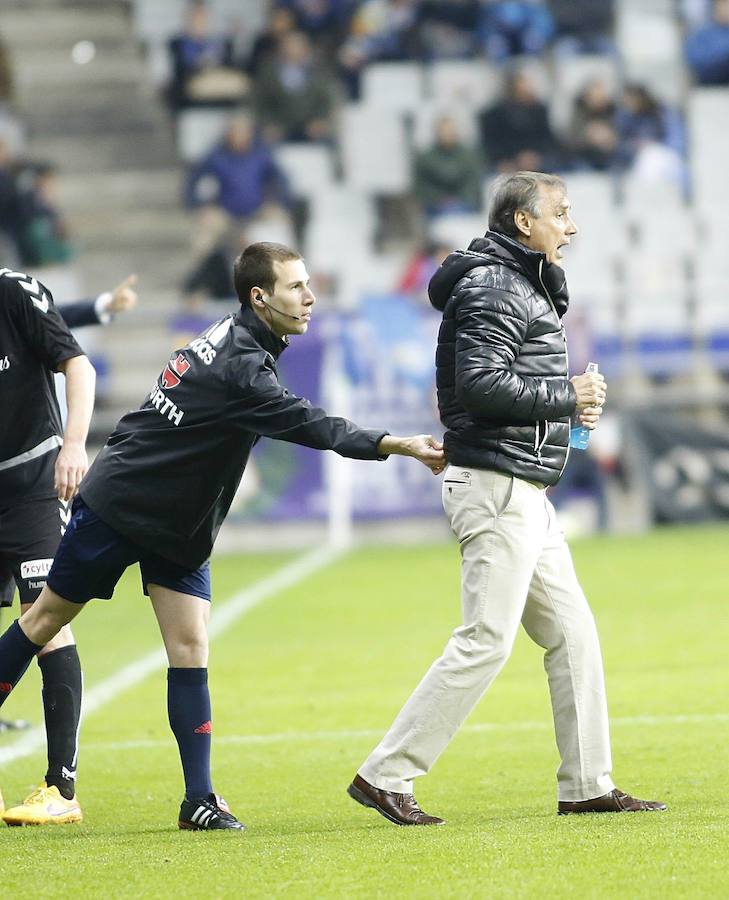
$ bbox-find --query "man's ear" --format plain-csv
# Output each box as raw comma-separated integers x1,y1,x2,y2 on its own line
514,209,531,237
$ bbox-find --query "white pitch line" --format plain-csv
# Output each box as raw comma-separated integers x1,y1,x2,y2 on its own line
74,712,729,755
0,544,344,768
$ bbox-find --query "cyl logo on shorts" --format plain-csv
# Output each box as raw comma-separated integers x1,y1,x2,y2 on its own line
20,558,53,579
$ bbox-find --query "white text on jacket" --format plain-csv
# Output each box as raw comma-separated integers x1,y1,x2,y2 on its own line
149,386,184,425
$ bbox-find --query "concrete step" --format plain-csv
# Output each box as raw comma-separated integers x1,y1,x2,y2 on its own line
22,89,166,137
26,130,175,172
68,206,190,244
1,5,132,49
15,50,144,92
72,250,191,294
59,169,183,213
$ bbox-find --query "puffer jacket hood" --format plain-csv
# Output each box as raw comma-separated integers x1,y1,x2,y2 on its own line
429,230,577,487
429,231,570,317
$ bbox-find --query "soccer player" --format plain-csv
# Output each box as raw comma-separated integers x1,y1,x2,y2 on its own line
0,242,445,831
0,272,138,821
0,267,96,824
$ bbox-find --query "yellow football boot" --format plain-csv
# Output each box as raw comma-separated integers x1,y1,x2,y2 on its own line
2,783,82,826
0,786,4,816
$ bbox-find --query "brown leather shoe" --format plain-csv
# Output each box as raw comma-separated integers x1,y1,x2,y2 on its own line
558,788,667,815
347,774,445,826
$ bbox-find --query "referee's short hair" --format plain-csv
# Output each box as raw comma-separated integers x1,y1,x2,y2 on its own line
488,171,565,239
234,242,302,307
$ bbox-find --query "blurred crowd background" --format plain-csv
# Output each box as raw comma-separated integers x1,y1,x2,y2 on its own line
2,0,729,540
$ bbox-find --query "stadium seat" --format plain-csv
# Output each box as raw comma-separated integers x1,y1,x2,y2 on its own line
339,105,411,194
565,173,618,222
615,0,687,102
622,251,693,377
563,174,628,274
273,143,336,200
304,187,376,279
132,0,186,43
689,88,729,211
176,108,230,162
428,213,488,251
426,59,503,113
621,177,691,252
361,63,426,113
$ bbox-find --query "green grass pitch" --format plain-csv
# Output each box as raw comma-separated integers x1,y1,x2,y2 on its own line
2,525,728,898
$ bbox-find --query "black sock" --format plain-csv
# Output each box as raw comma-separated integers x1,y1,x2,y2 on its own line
167,667,213,800
0,620,43,709
38,645,82,801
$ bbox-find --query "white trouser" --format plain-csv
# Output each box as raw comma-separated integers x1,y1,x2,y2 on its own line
359,466,615,802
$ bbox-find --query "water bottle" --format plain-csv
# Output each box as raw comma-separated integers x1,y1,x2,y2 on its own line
569,362,599,451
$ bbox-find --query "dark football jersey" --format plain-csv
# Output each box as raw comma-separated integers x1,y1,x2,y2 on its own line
0,268,84,505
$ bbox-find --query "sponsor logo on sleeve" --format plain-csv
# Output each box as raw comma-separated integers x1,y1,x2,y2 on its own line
20,558,54,580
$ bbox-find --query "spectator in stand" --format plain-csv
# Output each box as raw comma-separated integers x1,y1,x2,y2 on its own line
550,0,615,55
338,0,421,98
478,68,562,173
246,6,297,77
253,30,337,142
17,164,75,268
615,83,687,184
417,0,480,60
185,114,291,266
413,115,483,218
167,0,248,110
567,79,618,172
476,0,555,63
685,0,729,84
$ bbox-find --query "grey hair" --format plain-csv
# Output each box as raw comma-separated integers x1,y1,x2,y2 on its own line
487,171,566,238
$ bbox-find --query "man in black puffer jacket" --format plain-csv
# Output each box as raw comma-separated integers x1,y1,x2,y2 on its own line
349,172,666,825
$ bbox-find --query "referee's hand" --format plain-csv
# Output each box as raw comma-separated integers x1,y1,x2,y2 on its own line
55,440,89,501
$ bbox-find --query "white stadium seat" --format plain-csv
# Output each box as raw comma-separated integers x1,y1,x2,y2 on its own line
176,108,230,163
273,143,336,199
361,63,425,113
427,59,503,112
339,105,411,194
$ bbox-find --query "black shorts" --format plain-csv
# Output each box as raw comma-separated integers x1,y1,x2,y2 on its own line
0,496,69,607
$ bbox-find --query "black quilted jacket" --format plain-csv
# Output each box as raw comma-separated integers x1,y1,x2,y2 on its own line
429,231,577,486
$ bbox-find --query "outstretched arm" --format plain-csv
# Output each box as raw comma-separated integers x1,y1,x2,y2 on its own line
54,355,96,501
377,434,445,475
59,273,139,328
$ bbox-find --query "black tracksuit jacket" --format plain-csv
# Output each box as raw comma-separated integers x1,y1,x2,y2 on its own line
81,306,387,568
429,231,577,487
